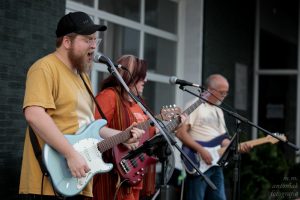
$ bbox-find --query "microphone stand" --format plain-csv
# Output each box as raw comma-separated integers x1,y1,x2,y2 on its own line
178,85,299,200
98,54,217,197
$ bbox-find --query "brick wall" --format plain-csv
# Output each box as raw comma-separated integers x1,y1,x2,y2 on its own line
0,1,65,199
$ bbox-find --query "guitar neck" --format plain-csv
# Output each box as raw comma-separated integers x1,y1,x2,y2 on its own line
218,136,273,155
97,129,132,153
242,137,271,147
97,114,159,153
165,99,203,132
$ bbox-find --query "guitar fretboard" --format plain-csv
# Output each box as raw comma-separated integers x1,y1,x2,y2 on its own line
164,99,204,132
97,117,157,153
244,137,274,147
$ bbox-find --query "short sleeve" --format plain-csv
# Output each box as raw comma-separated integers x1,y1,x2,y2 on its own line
23,62,56,110
94,89,116,123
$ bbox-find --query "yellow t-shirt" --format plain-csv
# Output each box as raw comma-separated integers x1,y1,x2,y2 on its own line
19,53,95,197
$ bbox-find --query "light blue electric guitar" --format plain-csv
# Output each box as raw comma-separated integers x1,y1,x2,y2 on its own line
43,119,133,196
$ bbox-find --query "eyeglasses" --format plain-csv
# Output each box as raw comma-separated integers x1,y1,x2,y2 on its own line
211,88,228,96
85,38,102,46
66,34,102,47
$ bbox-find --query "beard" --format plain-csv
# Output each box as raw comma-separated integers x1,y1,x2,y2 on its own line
68,48,92,73
215,100,222,106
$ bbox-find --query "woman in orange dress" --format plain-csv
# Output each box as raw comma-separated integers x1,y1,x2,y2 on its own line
93,55,156,200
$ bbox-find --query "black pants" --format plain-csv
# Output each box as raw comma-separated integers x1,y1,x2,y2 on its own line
18,194,92,200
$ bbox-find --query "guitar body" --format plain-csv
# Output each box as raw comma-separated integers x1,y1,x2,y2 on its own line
43,119,114,196
113,130,157,185
182,145,221,174
181,134,227,175
181,133,286,175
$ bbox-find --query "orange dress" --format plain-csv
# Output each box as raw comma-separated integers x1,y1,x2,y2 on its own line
93,88,156,200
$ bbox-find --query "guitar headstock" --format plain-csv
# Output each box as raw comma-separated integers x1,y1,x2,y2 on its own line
160,105,181,121
266,133,287,144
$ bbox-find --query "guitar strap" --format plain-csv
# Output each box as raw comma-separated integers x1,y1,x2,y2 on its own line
79,73,107,120
28,126,49,177
29,126,64,198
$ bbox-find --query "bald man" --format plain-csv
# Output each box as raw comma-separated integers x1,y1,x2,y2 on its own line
176,74,250,200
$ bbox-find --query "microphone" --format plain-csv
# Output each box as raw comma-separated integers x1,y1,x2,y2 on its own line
93,53,123,69
169,76,202,88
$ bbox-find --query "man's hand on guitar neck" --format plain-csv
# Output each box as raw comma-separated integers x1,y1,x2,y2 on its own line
221,138,252,153
239,142,252,153
174,114,188,132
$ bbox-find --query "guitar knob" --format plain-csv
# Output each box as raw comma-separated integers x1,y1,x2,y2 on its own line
137,178,141,182
136,172,140,175
141,168,144,171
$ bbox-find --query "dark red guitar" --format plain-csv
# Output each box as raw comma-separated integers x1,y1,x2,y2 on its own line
112,106,181,185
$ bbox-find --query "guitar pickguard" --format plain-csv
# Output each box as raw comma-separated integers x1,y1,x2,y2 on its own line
43,119,114,196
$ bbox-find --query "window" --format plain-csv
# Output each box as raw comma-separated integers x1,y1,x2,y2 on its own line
144,33,176,75
67,0,179,113
253,0,300,160
98,0,140,22
145,0,178,33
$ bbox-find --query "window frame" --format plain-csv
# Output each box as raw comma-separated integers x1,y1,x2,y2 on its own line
66,0,179,93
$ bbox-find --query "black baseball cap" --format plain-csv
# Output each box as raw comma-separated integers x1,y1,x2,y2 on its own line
56,11,107,38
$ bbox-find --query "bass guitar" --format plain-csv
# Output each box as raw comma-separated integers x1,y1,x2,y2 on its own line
181,134,286,174
113,105,183,185
43,119,135,196
114,98,206,185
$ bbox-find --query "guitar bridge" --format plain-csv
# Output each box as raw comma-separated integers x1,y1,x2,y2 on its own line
120,159,130,173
